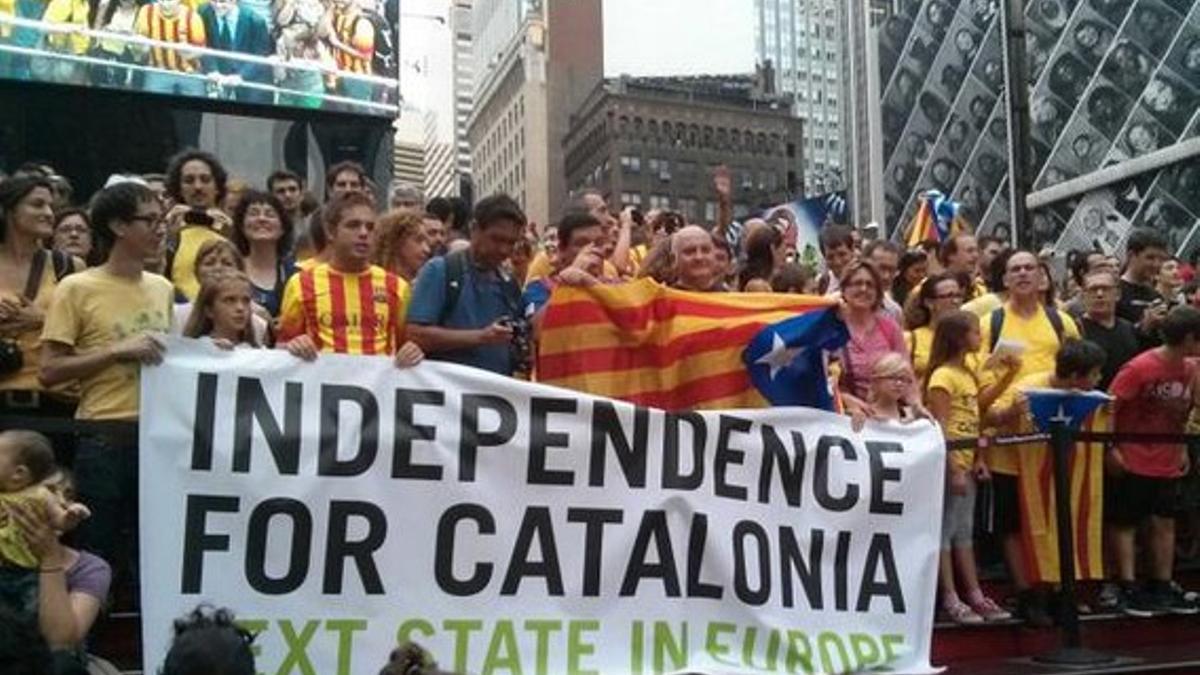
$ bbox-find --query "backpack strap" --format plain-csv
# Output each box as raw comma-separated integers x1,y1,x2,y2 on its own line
1044,305,1065,344
439,250,467,325
989,307,1005,353
49,250,73,281
22,250,48,301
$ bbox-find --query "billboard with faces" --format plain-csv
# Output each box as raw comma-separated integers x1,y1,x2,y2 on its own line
0,0,398,117
880,0,1200,259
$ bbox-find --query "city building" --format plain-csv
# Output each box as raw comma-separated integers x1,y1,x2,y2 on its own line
841,0,894,226
877,0,1200,258
468,0,602,225
754,0,849,196
393,109,426,189
424,110,457,198
450,0,475,197
563,74,803,225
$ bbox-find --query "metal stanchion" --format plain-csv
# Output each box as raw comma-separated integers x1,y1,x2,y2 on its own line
1032,420,1115,666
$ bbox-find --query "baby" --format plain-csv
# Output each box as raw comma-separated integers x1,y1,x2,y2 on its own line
0,430,89,569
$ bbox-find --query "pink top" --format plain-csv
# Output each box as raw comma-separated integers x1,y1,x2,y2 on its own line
839,313,907,401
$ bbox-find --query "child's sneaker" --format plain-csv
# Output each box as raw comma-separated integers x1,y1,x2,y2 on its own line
945,598,984,624
969,595,1013,622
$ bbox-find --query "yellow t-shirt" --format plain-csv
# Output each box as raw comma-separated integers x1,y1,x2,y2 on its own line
0,487,51,568
978,302,1080,474
988,371,1053,474
0,254,79,394
905,326,934,381
927,363,979,470
170,226,226,301
907,325,981,382
43,0,91,54
963,291,1004,317
41,268,174,420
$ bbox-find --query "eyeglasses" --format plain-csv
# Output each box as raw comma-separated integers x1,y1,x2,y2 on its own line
934,291,963,300
1085,285,1116,294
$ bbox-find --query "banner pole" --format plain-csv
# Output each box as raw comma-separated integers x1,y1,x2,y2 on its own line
1033,422,1114,666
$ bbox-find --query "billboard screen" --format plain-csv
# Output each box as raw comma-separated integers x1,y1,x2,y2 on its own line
878,0,1200,256
0,0,398,117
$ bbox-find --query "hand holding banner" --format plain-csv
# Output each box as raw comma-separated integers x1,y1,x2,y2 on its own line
140,338,945,674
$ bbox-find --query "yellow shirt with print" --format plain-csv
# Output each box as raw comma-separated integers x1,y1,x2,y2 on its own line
170,226,226,301
41,268,174,420
978,302,1080,474
927,363,980,471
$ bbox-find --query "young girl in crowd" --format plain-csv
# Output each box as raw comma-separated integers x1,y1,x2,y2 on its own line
924,311,1011,624
866,353,917,423
182,271,261,349
174,239,270,345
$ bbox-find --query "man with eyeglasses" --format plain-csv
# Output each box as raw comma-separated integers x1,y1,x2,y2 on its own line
39,181,174,577
1079,270,1140,390
977,249,1080,626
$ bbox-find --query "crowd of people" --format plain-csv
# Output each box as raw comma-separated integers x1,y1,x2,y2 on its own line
0,149,1198,671
0,0,396,107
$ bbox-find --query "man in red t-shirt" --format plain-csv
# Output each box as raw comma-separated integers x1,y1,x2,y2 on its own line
1108,305,1200,616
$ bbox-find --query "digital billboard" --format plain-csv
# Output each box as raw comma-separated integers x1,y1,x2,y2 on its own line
879,0,1200,257
0,0,398,117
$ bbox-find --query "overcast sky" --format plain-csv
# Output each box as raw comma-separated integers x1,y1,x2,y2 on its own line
603,0,755,77
401,0,758,142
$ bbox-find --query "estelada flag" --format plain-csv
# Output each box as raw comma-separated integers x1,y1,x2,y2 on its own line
1002,392,1108,584
536,279,847,411
904,190,968,248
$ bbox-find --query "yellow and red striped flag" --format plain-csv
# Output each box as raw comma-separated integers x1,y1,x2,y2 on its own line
535,279,845,411
904,190,969,248
1014,405,1107,584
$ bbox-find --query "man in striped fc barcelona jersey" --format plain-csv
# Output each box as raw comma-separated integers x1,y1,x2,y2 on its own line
277,192,423,367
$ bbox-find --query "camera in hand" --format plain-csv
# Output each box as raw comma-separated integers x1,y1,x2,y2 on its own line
498,315,533,376
183,208,215,227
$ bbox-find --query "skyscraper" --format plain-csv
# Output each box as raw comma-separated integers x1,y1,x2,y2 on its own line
754,0,849,196
450,0,474,194
424,110,457,198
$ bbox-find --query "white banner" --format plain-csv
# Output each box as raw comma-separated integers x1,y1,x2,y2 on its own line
140,338,945,674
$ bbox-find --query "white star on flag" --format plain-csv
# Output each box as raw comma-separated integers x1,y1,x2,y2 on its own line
755,332,802,380
1048,404,1073,428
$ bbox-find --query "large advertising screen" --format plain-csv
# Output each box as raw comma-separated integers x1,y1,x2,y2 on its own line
878,0,1200,256
0,0,398,117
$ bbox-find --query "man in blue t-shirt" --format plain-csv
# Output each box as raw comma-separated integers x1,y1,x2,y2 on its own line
407,194,526,375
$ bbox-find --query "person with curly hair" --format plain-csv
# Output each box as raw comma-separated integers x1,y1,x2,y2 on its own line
371,210,430,282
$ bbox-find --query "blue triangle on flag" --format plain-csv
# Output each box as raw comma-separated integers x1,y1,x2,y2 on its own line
743,308,848,410
1024,388,1110,433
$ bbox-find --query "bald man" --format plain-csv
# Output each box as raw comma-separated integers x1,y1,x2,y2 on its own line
671,225,718,292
